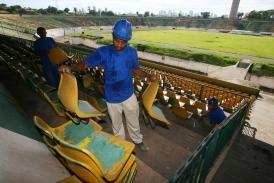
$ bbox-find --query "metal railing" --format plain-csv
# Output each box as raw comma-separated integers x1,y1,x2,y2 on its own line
169,101,249,183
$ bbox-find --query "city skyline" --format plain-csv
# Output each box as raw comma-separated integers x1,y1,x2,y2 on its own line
1,0,274,16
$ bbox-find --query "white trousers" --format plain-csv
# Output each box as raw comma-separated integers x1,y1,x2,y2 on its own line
106,94,143,144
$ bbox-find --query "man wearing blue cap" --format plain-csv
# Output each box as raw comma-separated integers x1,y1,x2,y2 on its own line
33,27,60,88
59,19,156,151
207,97,226,127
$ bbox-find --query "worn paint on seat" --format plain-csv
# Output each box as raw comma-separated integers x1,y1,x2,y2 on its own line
79,133,126,172
61,122,97,144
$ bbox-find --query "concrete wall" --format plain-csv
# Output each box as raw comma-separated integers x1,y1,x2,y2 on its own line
250,75,274,90
46,27,93,38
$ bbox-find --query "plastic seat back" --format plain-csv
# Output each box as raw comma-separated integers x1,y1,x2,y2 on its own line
142,82,158,114
82,74,95,89
33,116,58,155
33,115,53,139
48,47,68,65
142,82,171,126
180,96,191,105
172,106,193,120
193,100,207,116
58,73,105,118
58,73,78,113
54,145,104,183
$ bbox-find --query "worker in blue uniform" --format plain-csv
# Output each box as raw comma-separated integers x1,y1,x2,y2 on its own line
59,19,157,151
207,97,226,127
33,27,60,88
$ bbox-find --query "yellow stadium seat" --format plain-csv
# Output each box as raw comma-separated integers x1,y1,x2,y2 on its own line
86,95,107,113
172,106,193,120
58,73,105,124
179,96,191,106
41,90,65,116
56,175,82,183
48,47,70,65
82,74,95,89
54,145,104,183
157,87,169,104
142,82,172,128
193,100,207,116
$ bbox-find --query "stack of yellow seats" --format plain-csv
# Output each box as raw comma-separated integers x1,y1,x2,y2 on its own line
33,116,136,183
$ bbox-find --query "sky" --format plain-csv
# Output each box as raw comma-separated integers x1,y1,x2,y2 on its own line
2,0,274,16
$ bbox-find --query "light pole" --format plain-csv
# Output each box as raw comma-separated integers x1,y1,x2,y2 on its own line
229,0,240,20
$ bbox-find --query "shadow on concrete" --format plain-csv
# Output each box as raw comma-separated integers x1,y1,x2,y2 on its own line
212,133,274,183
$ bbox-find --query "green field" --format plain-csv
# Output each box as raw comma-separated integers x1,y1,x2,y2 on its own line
131,30,274,59
74,28,274,77
89,29,274,59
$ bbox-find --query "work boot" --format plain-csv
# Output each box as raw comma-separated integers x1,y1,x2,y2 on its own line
135,142,150,152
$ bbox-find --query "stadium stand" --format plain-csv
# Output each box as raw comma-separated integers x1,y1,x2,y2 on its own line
0,33,260,182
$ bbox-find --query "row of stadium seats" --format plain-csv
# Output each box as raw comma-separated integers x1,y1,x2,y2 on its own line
140,65,248,113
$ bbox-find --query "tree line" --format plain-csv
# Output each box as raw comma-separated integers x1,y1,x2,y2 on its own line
0,4,114,16
246,10,274,20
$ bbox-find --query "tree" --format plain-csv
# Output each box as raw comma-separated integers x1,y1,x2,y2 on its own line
246,10,274,20
0,3,7,10
37,8,47,14
47,6,57,14
89,9,97,15
101,10,115,16
7,5,22,13
201,12,210,18
18,8,27,16
144,11,150,17
73,7,77,15
57,10,64,14
64,8,70,13
237,12,244,19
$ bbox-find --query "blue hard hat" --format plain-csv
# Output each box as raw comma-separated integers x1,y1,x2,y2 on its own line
208,97,218,106
113,19,132,41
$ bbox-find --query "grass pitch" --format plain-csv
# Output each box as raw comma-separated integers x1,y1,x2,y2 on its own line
131,29,274,59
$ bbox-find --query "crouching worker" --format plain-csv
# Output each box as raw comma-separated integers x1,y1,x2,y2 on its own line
207,97,226,128
59,19,157,151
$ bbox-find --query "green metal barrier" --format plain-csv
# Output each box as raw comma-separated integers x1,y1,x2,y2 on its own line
169,102,249,183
